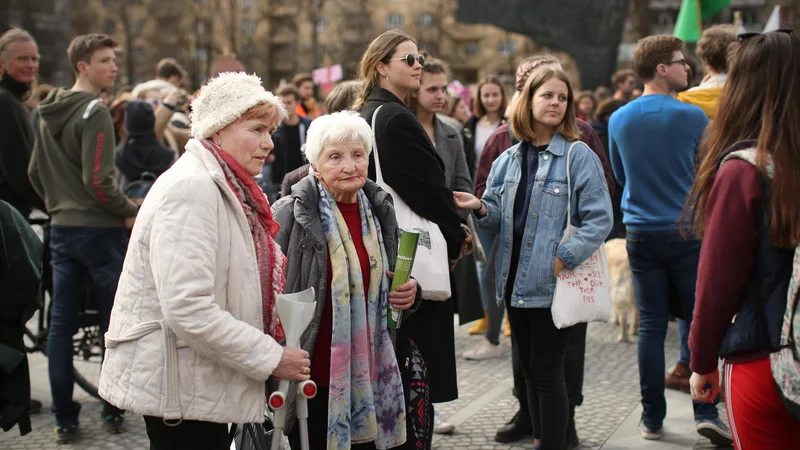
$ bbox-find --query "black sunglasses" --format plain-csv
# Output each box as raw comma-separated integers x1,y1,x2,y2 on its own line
738,28,795,42
388,53,425,67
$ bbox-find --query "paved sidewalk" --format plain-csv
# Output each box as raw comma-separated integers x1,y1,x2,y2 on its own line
1,319,728,449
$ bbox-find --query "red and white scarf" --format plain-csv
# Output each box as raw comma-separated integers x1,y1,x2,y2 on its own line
201,139,287,340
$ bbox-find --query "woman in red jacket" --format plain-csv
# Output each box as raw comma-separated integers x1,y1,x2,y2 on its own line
684,29,800,449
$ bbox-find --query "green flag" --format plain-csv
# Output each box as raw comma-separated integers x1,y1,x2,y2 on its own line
674,0,731,42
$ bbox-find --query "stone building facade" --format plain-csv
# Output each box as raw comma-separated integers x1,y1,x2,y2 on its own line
62,0,580,91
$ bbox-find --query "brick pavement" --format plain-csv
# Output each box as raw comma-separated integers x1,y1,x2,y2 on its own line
2,319,726,449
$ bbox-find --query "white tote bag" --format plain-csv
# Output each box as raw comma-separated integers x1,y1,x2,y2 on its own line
551,142,612,328
371,106,451,300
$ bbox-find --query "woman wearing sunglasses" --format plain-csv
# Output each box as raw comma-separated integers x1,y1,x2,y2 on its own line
684,29,800,449
355,29,470,441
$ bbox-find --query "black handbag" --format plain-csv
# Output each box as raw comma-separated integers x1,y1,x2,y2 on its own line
396,337,433,450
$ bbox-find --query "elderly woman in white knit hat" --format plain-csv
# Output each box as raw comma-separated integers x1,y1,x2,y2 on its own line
272,111,420,450
98,72,312,450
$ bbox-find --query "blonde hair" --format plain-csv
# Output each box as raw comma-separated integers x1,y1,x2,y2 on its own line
323,80,362,113
0,28,35,81
511,68,580,143
353,29,415,111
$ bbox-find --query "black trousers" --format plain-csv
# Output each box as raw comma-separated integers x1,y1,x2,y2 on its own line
144,416,230,450
505,301,573,450
289,386,378,450
512,322,587,440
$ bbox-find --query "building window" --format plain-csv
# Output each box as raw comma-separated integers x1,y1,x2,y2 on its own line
419,13,435,28
241,19,256,37
103,19,116,35
418,40,437,54
196,20,208,35
497,39,517,57
240,0,255,8
194,46,209,62
386,14,403,30
128,19,143,35
132,46,144,62
464,41,479,56
241,44,255,60
316,17,328,33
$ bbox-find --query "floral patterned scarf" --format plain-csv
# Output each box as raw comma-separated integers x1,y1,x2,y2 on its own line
201,139,287,340
316,181,405,449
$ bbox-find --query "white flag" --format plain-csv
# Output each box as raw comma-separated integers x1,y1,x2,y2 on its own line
764,6,781,33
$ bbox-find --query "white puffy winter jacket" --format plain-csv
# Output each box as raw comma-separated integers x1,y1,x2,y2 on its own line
99,139,284,424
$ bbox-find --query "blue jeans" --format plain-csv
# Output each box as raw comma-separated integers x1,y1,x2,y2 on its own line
476,226,505,344
48,226,128,427
678,318,690,366
626,230,719,430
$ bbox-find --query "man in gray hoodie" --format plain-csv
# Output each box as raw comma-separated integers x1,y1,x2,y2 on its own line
28,33,136,444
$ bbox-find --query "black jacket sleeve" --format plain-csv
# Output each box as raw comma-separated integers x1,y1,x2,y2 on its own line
0,94,44,212
369,108,465,260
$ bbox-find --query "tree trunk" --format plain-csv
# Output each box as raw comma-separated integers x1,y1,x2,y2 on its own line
633,0,652,39
118,3,136,85
311,0,327,69
456,0,630,90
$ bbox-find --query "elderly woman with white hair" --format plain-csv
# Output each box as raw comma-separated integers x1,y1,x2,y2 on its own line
272,110,420,449
98,73,312,450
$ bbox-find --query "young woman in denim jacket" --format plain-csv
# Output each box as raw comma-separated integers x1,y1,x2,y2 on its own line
454,68,612,450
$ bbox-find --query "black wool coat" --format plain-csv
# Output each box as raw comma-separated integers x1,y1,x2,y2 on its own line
359,88,465,260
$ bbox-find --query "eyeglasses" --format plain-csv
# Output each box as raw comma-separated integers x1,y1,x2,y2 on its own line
388,53,425,67
667,58,687,66
738,28,795,42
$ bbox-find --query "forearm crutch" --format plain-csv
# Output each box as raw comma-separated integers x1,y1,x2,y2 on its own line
268,288,316,450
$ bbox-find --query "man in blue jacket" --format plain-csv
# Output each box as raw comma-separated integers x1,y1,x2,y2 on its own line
608,35,731,445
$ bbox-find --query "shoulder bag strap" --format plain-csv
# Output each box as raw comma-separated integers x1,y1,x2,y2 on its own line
564,141,580,230
371,105,386,185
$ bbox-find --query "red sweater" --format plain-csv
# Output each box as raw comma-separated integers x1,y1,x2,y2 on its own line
310,201,371,387
473,119,614,199
690,160,764,375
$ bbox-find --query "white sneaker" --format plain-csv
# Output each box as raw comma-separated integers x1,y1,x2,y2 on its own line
434,413,455,434
462,339,503,360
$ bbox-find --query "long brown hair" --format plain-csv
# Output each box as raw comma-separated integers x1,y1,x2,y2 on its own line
472,76,507,118
511,68,579,143
684,31,800,247
353,29,415,111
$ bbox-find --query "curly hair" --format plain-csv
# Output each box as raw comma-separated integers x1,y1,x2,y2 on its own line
696,25,738,74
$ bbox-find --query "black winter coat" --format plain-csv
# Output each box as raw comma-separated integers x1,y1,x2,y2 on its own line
360,88,465,260
0,200,42,436
0,76,45,216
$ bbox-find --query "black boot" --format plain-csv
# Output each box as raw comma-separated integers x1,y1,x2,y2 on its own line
494,409,533,444
564,406,579,450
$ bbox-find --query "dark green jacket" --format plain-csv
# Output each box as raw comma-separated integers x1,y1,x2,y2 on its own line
28,88,137,227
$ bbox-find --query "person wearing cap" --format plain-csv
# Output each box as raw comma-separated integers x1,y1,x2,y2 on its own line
98,72,312,449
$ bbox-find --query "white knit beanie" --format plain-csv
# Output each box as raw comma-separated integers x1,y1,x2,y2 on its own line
190,72,285,139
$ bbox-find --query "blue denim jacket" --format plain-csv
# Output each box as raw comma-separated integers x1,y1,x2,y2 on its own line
476,133,613,308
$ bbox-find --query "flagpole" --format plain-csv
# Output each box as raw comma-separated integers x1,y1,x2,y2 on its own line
696,0,703,37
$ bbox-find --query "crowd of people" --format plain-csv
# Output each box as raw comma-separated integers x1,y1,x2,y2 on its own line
1,19,799,450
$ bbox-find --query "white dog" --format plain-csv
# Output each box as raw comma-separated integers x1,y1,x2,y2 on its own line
605,239,638,342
